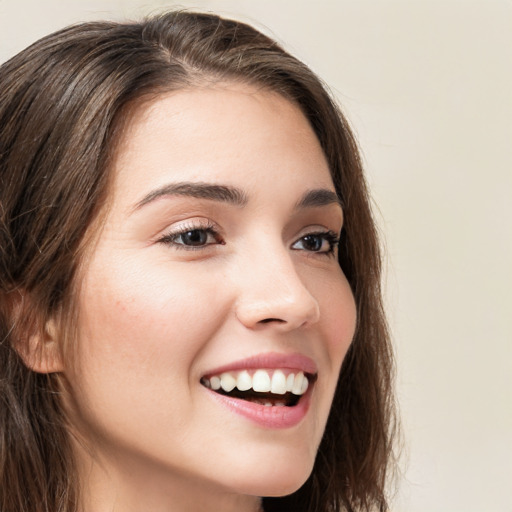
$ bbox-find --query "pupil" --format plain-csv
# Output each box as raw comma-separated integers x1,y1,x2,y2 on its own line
183,230,207,246
303,235,322,251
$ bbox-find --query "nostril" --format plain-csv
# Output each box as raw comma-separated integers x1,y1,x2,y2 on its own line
259,318,285,324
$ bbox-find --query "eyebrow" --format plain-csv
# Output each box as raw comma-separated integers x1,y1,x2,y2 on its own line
294,188,342,210
133,181,342,211
133,182,249,210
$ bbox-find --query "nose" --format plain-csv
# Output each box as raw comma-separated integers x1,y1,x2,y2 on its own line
233,246,321,331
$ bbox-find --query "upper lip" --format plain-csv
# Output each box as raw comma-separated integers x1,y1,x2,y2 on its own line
201,351,318,377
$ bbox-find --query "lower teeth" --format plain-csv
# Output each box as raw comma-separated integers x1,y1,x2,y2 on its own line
252,399,287,407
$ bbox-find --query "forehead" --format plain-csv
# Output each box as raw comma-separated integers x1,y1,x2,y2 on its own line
109,84,333,209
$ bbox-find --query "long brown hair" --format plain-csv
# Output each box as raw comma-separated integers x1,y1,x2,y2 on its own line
0,11,397,512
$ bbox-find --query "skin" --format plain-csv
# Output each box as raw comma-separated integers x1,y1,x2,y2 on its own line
59,84,357,512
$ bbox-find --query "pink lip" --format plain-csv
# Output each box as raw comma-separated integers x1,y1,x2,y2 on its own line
201,351,316,429
205,383,313,429
202,351,318,377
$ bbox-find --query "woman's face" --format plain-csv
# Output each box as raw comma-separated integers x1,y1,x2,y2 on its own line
64,84,356,509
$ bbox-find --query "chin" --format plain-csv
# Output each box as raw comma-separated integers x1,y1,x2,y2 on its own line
259,474,310,498
231,452,315,498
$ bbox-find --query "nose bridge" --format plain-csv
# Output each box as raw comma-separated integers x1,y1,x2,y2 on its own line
234,235,320,330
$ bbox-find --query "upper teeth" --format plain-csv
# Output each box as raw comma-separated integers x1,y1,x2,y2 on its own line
203,369,309,396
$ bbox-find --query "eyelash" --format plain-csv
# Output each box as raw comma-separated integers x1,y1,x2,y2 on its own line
157,223,340,256
291,230,340,256
157,221,223,250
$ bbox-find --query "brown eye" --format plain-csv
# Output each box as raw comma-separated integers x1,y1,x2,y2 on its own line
292,231,339,255
178,229,210,246
300,235,324,252
158,224,223,250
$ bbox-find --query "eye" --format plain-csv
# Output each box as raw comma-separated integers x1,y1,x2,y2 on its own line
292,231,339,255
173,229,216,246
157,222,224,250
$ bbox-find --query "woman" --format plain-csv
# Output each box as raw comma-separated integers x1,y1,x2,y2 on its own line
0,10,396,512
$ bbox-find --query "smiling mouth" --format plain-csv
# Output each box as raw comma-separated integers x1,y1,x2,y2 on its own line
200,369,315,407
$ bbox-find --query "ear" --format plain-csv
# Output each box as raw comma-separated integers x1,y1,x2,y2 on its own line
17,317,65,373
9,292,65,374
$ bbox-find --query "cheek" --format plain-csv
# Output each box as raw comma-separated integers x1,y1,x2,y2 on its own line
316,271,357,369
67,257,229,416
311,270,356,428
78,257,224,352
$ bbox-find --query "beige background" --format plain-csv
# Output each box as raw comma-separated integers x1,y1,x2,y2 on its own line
1,1,511,511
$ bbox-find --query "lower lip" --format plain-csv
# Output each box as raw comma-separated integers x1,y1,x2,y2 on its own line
205,386,312,429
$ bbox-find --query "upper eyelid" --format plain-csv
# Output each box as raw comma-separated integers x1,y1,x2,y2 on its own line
157,223,338,253
156,224,222,252
158,218,339,237
292,231,340,250
292,225,341,242
161,223,338,238
158,218,219,236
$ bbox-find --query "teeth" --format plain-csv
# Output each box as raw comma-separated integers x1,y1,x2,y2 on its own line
291,372,304,395
220,373,236,392
203,369,311,396
236,370,252,391
210,376,221,391
286,373,295,392
301,375,309,394
270,370,287,395
252,370,271,392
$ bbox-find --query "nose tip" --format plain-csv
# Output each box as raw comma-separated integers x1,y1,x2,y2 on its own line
235,280,321,331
